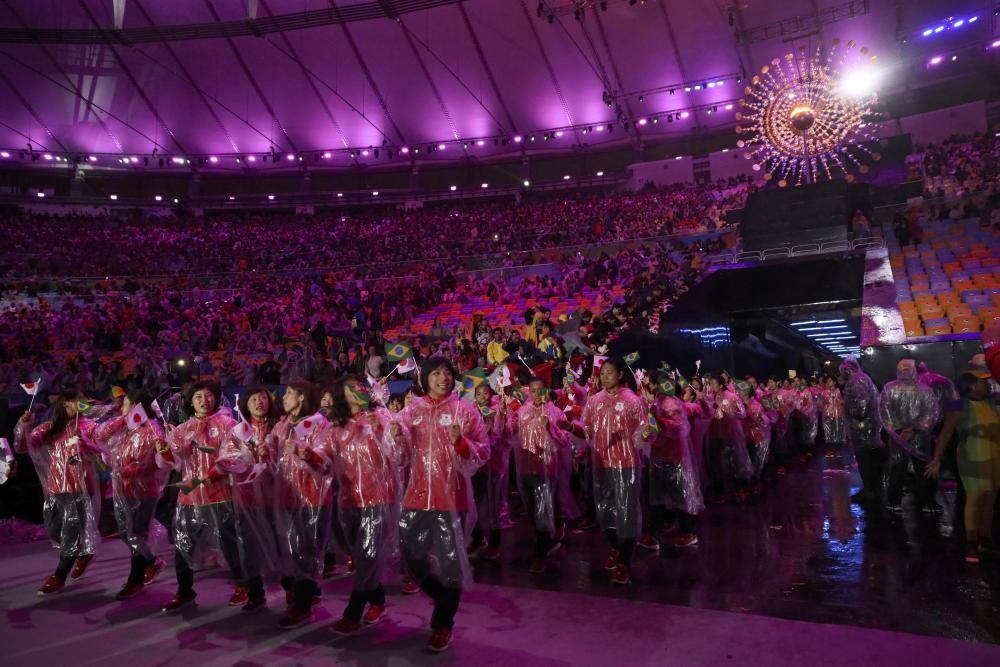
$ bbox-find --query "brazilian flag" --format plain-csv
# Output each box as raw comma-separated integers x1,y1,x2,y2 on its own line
461,368,487,393
624,351,640,366
385,341,414,362
657,377,676,396
479,404,497,418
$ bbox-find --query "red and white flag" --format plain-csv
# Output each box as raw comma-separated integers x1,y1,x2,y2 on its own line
593,355,608,370
232,421,254,444
294,412,328,442
20,378,41,396
126,403,150,431
396,356,418,374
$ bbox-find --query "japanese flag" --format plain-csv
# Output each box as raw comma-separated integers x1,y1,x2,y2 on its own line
593,355,608,370
232,421,254,444
20,378,41,396
396,356,418,374
294,412,328,442
126,403,150,431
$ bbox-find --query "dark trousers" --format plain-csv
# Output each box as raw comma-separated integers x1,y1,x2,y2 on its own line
281,576,320,612
605,528,635,568
400,509,465,629
44,494,93,580
344,585,386,622
116,497,157,564
174,503,245,594
887,456,938,508
649,505,697,535
128,552,154,585
856,446,887,501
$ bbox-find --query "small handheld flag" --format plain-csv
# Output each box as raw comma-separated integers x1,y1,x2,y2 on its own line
294,413,328,442
348,384,372,411
657,377,676,396
592,355,608,370
76,398,94,415
735,380,751,395
232,421,254,444
386,341,414,362
624,351,640,366
110,386,126,400
645,410,660,436
195,444,218,455
478,404,497,418
21,377,41,412
461,368,488,393
126,403,150,431
169,478,204,494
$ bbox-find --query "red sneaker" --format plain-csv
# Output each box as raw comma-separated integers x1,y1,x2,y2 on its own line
528,558,546,574
69,554,95,581
603,550,620,571
228,585,249,606
116,581,144,600
637,535,660,551
37,574,64,596
331,616,362,635
482,546,501,560
362,603,386,625
347,556,355,574
242,597,267,614
278,608,313,630
776,465,787,476
672,532,699,548
401,576,420,595
144,559,165,585
610,564,631,585
162,590,197,613
426,627,453,653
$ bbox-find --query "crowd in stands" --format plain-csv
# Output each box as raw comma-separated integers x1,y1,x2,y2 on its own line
0,178,742,400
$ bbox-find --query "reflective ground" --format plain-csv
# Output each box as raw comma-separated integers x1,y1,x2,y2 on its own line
471,449,1000,644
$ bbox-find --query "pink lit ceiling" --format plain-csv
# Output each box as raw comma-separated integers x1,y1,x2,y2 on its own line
0,0,979,168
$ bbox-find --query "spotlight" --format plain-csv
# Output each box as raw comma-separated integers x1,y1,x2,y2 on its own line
154,195,162,201
450,185,457,191
248,155,257,162
209,156,218,163
438,144,446,150
286,154,295,161
481,183,488,188
361,150,369,156
596,171,604,176
0,151,8,158
563,175,570,180
637,118,648,126
401,146,410,154
595,125,605,132
476,140,485,147
928,55,942,65
372,191,379,196
337,193,343,197
523,180,530,187
110,194,118,200
513,135,523,143
267,195,275,200
555,131,564,137
323,152,332,158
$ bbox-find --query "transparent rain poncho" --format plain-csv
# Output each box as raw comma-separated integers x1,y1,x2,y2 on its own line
879,362,941,464
216,418,282,581
93,416,168,564
917,362,959,428
268,412,333,580
706,388,754,481
322,407,401,593
648,395,705,515
839,358,884,450
743,395,776,477
796,388,819,446
159,409,239,567
582,387,649,540
472,396,510,533
819,387,848,446
391,393,489,589
15,417,102,560
511,399,571,535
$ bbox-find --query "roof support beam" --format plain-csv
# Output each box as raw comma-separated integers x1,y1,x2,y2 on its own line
456,3,518,136
201,0,297,153
76,0,186,154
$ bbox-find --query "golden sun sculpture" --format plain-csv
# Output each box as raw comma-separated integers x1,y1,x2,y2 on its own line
736,39,882,187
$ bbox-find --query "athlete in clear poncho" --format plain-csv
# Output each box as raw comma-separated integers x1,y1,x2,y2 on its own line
839,357,885,505
878,359,941,513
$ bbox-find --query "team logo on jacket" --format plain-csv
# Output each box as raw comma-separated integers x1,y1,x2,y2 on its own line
614,402,625,412
413,416,424,425
209,428,219,437
439,413,454,427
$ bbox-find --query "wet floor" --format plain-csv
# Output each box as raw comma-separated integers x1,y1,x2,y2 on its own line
470,449,1000,645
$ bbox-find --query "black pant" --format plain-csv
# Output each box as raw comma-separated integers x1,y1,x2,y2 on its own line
400,509,466,629
281,576,320,612
174,503,245,594
44,493,93,565
344,584,386,622
605,528,635,568
128,552,154,585
649,505,696,535
856,446,886,501
115,497,157,564
887,456,938,508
